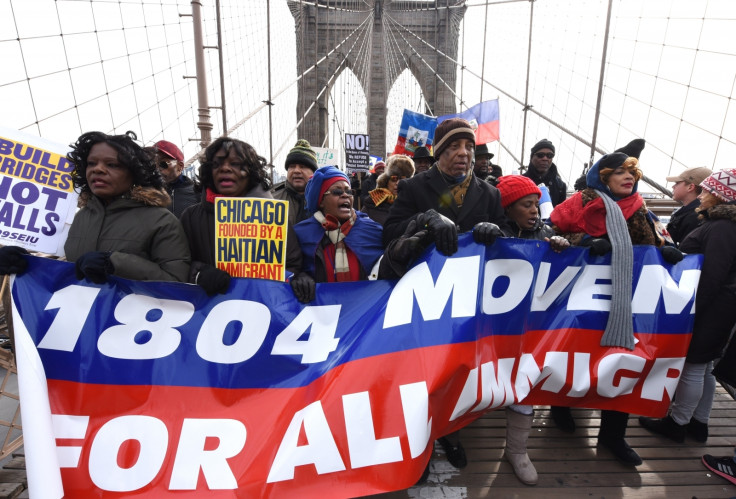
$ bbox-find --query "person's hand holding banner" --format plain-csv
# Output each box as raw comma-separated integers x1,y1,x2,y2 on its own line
290,272,316,303
195,264,231,296
75,251,114,284
0,246,29,275
417,209,457,255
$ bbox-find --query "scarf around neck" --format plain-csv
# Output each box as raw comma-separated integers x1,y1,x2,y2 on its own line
313,210,357,282
596,190,635,351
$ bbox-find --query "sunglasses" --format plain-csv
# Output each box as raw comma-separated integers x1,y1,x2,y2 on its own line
534,152,554,159
389,175,408,182
325,188,353,197
158,160,176,170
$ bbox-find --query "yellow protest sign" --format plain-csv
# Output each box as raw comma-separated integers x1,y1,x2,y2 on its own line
215,198,288,281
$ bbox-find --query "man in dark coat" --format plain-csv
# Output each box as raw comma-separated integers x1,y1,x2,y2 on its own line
522,138,567,206
382,118,510,472
474,143,502,186
383,119,509,248
154,140,197,218
413,146,434,173
272,139,318,226
665,166,712,246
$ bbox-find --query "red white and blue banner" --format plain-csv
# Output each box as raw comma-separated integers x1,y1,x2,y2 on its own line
13,236,701,498
393,109,437,156
438,99,500,145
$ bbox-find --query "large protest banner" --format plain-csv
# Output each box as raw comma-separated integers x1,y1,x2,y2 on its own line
214,198,289,281
0,127,79,256
13,236,700,498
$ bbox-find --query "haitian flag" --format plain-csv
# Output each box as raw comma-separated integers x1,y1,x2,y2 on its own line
393,109,437,156
438,99,500,145
13,237,700,498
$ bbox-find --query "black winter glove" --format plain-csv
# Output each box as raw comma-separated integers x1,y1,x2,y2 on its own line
196,265,231,296
75,251,114,284
583,238,612,256
661,245,684,264
388,220,432,266
290,273,316,303
0,246,29,275
472,222,503,245
416,209,458,256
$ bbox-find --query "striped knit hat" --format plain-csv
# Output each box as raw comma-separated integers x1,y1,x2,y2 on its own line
433,118,475,158
700,168,736,202
285,139,318,171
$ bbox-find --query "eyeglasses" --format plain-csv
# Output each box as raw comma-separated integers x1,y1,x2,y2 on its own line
325,188,353,197
534,152,554,159
389,175,408,182
158,161,176,170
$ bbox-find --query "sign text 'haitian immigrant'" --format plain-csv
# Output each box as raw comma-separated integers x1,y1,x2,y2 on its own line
214,197,288,281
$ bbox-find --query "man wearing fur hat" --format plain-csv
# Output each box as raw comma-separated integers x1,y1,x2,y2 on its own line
363,154,415,225
359,160,386,207
382,117,510,472
272,139,318,226
665,166,713,246
523,138,567,206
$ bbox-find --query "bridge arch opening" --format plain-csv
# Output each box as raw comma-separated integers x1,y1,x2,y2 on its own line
328,65,368,167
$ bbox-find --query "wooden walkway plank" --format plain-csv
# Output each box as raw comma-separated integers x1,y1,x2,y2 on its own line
375,386,736,499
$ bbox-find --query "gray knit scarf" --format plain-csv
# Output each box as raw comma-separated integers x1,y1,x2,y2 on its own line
596,191,635,350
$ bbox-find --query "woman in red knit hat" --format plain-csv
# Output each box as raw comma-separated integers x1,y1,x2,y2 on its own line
494,175,569,486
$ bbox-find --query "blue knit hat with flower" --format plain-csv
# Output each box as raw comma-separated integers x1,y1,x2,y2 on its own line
305,165,349,214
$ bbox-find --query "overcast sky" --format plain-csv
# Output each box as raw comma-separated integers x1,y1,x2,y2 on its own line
2,0,735,191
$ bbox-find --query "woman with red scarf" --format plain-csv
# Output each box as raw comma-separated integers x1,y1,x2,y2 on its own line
547,139,682,466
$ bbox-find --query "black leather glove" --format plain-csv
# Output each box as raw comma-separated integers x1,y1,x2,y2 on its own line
582,238,612,256
290,273,316,303
661,245,684,264
75,251,114,284
388,220,432,266
195,265,231,296
472,222,503,245
0,246,29,275
416,209,458,256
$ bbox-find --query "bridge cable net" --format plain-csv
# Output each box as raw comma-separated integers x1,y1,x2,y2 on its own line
2,0,735,193
455,0,736,195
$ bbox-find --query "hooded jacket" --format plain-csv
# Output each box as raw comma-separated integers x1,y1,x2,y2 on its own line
679,202,736,362
522,162,567,206
64,187,190,282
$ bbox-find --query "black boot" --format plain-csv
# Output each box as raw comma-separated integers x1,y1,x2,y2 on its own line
550,406,576,433
687,417,708,442
437,437,467,469
597,437,643,466
599,410,642,466
638,415,686,443
414,461,430,485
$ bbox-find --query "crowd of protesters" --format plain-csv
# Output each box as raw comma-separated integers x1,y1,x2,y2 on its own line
0,121,734,490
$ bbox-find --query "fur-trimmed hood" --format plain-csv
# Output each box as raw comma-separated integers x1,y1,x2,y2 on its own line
78,186,171,208
700,202,736,223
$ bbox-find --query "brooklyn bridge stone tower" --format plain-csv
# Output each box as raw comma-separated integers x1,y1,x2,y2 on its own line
288,0,466,157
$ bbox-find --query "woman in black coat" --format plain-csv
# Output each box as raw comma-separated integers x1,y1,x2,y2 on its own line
640,168,736,443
